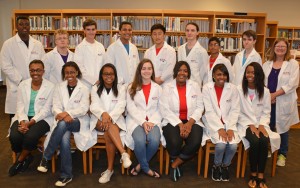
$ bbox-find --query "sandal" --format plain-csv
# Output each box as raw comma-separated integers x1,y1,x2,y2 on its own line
130,164,141,176
256,178,268,188
146,169,160,178
248,175,257,188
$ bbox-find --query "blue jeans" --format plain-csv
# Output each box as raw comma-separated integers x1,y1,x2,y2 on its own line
132,125,161,173
43,119,80,178
279,131,289,157
214,143,237,167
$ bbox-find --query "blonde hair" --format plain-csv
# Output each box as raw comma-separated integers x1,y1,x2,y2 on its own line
54,29,69,38
268,38,291,61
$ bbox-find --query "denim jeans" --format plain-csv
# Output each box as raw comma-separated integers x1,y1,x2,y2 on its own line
214,143,237,167
132,125,161,173
43,119,80,178
279,131,289,157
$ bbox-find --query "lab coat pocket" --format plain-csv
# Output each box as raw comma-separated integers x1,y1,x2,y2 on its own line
279,101,293,115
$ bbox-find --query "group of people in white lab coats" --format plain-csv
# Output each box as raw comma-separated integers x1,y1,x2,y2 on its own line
1,17,299,188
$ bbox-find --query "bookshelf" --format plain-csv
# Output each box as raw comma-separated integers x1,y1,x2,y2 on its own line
265,21,278,60
12,9,266,60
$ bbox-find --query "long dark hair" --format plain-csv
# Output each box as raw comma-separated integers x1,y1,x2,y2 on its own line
97,63,118,97
129,59,155,100
212,64,229,82
242,62,265,100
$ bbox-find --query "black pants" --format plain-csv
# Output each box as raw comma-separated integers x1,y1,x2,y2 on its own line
9,120,50,153
245,127,269,173
163,123,203,161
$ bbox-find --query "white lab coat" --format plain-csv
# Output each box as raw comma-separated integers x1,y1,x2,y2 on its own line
0,34,45,114
160,79,204,127
90,84,126,145
74,38,105,87
43,47,74,84
144,42,176,85
202,82,241,145
105,39,140,85
263,59,299,134
208,53,235,83
237,86,280,153
44,80,93,151
233,49,262,85
125,81,165,150
177,42,209,87
9,78,55,132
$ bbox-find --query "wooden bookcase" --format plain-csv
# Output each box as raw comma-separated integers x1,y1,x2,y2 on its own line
12,9,266,61
265,21,278,60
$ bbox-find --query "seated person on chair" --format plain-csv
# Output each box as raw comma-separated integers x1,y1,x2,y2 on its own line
160,61,204,182
37,61,94,187
125,59,164,178
90,63,131,184
202,64,240,182
237,62,280,188
9,60,54,176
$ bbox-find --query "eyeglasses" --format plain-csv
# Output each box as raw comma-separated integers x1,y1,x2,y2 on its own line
102,73,115,77
56,37,68,41
275,45,287,49
209,43,220,47
29,69,44,73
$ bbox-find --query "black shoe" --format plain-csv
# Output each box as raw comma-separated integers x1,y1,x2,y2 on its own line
176,166,182,178
169,167,178,182
9,161,24,176
55,177,72,187
221,166,229,181
37,157,49,173
211,165,221,181
21,154,34,172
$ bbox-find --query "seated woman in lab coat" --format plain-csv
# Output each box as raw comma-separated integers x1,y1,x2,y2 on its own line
37,61,93,187
160,61,204,182
126,59,163,178
202,64,240,182
90,63,131,184
8,60,54,176
237,62,280,188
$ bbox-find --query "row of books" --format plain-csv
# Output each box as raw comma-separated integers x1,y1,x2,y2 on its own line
28,16,60,31
163,17,210,32
293,31,300,39
31,34,55,48
292,41,300,49
215,18,257,33
112,16,162,31
218,37,243,52
61,17,111,31
278,30,293,39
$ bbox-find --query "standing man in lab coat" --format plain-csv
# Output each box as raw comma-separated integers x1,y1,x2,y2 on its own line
74,19,105,88
105,21,140,85
43,29,74,84
144,23,176,86
0,16,45,119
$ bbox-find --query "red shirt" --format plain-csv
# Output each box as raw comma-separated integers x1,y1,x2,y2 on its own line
209,56,217,69
177,84,187,120
142,83,151,120
156,47,162,55
214,85,224,123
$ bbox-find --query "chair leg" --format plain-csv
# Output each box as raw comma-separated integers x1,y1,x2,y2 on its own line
95,150,100,160
82,151,87,175
165,150,169,175
52,155,56,173
236,143,242,178
197,146,203,176
159,144,164,175
204,143,211,178
89,148,93,174
271,150,278,177
241,149,248,178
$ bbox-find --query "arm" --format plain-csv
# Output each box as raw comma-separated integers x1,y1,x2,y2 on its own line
259,89,271,128
52,85,64,117
189,82,204,123
147,86,163,125
109,85,126,123
90,86,106,119
16,83,29,122
280,60,299,95
226,86,240,131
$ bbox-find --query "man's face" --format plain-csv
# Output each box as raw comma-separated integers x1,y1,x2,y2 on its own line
119,24,132,42
17,19,30,37
55,33,69,48
84,25,97,41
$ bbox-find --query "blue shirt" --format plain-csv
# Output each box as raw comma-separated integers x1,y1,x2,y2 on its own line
123,44,129,55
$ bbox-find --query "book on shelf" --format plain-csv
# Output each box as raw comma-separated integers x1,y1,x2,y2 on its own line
278,30,293,39
112,16,162,31
294,31,300,39
266,27,271,37
31,34,55,48
62,16,110,30
163,17,210,32
219,37,242,52
215,18,257,34
29,15,59,31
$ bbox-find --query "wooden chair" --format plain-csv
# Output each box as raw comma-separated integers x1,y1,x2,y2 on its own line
127,143,164,175
88,134,125,174
165,146,203,175
241,146,278,177
203,140,243,178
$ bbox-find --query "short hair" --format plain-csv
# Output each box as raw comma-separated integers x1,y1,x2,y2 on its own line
83,19,97,29
61,61,82,80
54,29,69,38
173,61,191,79
29,59,44,69
269,38,291,61
186,22,199,32
212,64,229,82
151,23,166,34
17,16,29,23
119,21,132,31
209,37,221,46
242,30,257,40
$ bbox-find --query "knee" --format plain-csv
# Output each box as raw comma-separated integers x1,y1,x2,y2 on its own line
215,143,226,151
56,121,68,130
259,136,269,147
228,143,237,152
132,127,146,144
148,126,161,143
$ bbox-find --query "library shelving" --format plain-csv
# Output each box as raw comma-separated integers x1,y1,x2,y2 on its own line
265,21,278,60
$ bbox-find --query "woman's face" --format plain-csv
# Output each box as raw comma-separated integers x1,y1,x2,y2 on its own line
185,24,198,41
64,66,78,84
141,62,153,81
176,64,189,84
102,66,115,87
274,41,288,58
245,65,255,84
29,63,44,82
213,69,227,87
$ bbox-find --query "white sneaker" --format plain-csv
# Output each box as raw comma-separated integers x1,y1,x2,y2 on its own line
55,177,72,187
277,154,286,167
120,152,132,168
99,169,114,184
